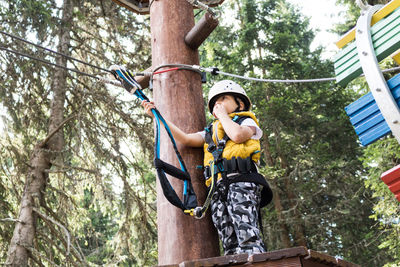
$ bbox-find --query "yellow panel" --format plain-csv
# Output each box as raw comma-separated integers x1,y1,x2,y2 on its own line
336,0,400,49
392,49,400,64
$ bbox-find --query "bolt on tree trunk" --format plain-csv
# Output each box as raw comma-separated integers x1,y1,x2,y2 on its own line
5,0,73,265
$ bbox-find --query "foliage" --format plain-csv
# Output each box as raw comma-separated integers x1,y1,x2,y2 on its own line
333,0,400,265
0,0,398,266
200,0,396,266
0,0,156,265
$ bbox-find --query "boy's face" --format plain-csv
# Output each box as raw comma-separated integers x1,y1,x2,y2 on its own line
213,94,243,115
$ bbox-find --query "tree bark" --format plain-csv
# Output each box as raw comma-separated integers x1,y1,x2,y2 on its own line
150,0,219,265
262,140,292,248
6,0,73,265
277,144,307,247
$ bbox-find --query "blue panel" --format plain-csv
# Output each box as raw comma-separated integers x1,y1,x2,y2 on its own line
359,121,391,146
345,73,400,146
354,112,385,135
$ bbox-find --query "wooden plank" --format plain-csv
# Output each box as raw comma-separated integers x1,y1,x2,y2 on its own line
345,73,400,146
349,77,400,126
381,165,400,184
358,120,391,146
338,9,400,69
334,9,400,85
392,49,400,64
336,0,400,49
305,250,361,267
301,259,334,267
179,254,248,267
381,165,400,201
162,247,361,267
334,25,400,83
335,6,400,70
110,0,149,14
335,24,400,86
249,247,308,263
247,257,302,267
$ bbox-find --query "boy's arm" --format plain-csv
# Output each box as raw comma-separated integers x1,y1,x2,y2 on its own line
213,103,255,143
217,114,255,143
142,101,204,147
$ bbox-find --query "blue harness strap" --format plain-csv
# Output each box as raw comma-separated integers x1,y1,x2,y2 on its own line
109,65,198,212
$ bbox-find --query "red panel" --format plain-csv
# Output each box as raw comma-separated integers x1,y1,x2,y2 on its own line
388,179,400,193
381,165,400,184
381,165,400,202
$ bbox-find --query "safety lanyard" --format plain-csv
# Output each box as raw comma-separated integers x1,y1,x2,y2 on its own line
109,65,197,213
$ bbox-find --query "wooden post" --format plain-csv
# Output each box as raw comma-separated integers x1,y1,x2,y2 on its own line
185,12,219,50
150,0,219,265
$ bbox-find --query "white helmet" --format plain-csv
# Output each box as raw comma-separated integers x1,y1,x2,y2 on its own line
208,80,251,114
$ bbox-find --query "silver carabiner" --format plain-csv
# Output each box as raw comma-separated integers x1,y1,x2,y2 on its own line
356,0,370,11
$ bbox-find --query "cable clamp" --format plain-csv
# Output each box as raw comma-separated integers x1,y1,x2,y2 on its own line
210,67,219,75
191,65,201,70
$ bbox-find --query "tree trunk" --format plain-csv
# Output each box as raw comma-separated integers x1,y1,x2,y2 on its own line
6,0,73,265
150,0,219,265
278,151,307,247
262,141,292,248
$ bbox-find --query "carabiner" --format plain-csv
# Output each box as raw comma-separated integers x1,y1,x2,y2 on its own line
356,0,370,11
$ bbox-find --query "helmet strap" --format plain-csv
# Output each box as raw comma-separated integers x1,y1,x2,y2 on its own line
234,97,244,112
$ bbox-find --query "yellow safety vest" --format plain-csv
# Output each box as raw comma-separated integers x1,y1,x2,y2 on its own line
203,111,261,186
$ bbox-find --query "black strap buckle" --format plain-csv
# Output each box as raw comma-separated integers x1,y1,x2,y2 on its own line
218,139,226,148
207,143,216,152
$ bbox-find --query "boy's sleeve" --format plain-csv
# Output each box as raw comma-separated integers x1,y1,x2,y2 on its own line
241,118,263,140
196,130,206,141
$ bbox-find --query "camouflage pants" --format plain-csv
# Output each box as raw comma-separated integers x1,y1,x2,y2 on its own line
211,181,266,255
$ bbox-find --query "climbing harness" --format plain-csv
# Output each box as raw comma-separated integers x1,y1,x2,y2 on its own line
110,65,219,218
203,112,273,207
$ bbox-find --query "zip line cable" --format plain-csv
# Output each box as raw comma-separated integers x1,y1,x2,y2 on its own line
203,67,338,83
2,30,400,85
0,30,110,74
0,46,123,87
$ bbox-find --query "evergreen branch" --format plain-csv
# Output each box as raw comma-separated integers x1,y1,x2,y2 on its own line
39,113,77,148
32,207,71,256
0,218,24,224
22,244,61,267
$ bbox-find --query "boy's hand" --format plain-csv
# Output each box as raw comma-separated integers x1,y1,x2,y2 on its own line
141,100,155,118
213,103,229,119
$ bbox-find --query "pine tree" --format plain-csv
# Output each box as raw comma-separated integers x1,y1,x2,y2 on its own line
200,0,389,265
333,0,400,265
0,0,156,265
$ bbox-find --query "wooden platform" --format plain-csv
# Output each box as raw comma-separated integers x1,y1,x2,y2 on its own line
157,247,360,267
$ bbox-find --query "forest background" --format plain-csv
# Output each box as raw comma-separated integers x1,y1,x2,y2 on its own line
0,0,399,266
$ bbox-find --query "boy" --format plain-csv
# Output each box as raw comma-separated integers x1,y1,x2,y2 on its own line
142,80,270,255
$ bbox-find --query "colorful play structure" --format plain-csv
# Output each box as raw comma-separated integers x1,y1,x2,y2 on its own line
335,0,400,202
